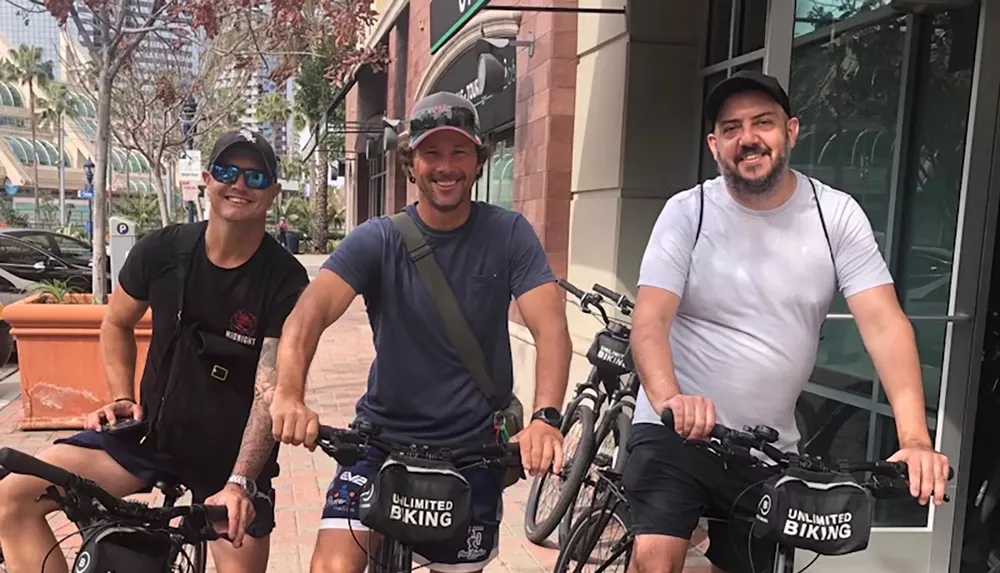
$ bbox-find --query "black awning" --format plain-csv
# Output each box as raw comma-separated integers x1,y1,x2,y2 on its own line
301,65,366,161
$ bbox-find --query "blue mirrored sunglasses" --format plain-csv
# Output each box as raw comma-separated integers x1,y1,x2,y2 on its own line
209,163,273,190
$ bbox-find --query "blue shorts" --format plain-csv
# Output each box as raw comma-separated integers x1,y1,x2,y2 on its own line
54,430,277,538
320,451,505,572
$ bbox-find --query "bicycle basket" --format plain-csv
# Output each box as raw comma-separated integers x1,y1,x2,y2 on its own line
585,330,633,377
358,454,471,545
752,467,873,556
73,523,175,573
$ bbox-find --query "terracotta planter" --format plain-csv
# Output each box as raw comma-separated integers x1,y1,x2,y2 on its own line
1,293,153,430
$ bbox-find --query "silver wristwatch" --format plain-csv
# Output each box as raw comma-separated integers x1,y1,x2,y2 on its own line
227,474,258,498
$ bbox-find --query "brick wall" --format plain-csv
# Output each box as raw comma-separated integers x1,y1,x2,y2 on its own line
403,0,433,204
509,0,577,323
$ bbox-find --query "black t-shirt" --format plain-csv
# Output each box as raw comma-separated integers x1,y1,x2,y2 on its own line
119,221,309,483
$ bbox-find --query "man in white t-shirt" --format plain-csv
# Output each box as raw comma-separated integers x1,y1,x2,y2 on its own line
623,70,951,573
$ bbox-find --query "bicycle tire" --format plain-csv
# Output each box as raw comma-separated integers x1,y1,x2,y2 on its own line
554,504,632,573
368,536,395,573
558,406,631,547
172,540,207,573
523,395,597,545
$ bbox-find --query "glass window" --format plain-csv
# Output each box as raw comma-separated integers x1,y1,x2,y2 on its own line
706,0,733,66
50,234,92,266
736,0,768,55
794,0,891,37
734,59,763,74
699,72,728,182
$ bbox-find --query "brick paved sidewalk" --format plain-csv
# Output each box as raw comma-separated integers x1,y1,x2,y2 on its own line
0,299,712,572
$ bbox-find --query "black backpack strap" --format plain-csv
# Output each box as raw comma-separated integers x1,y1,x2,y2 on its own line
807,177,839,289
389,211,500,409
694,182,704,248
173,223,206,327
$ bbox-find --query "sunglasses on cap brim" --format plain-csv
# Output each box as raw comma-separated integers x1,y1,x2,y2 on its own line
409,107,481,144
209,163,274,190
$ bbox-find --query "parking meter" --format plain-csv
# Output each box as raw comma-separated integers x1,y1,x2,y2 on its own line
108,216,137,293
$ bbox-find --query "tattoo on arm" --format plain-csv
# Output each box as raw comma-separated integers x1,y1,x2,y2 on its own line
232,338,279,479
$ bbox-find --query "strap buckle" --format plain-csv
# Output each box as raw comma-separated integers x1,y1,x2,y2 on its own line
409,243,433,262
211,365,229,381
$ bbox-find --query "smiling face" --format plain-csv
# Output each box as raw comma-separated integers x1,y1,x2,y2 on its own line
410,129,480,213
707,90,799,197
202,145,280,223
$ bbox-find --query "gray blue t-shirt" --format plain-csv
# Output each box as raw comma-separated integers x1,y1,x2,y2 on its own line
632,171,894,451
322,201,555,447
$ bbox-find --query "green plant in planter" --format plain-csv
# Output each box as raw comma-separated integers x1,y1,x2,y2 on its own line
28,279,86,304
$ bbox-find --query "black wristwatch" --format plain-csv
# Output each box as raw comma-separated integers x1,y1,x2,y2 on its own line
531,407,562,429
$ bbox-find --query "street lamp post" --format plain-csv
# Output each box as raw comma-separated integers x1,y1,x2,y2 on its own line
181,95,198,223
83,158,95,240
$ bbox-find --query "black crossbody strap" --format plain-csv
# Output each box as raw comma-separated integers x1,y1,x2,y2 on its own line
389,212,500,409
173,223,205,327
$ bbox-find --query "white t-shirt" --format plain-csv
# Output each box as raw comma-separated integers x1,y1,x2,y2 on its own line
632,170,894,452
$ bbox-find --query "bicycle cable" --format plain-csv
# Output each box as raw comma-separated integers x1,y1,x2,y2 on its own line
40,521,106,573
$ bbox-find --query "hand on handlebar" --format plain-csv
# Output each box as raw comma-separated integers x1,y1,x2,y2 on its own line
204,484,256,548
887,444,952,506
660,394,716,441
510,420,564,477
86,399,143,431
270,390,320,451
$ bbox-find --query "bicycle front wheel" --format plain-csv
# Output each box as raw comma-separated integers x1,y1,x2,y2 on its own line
171,540,207,573
555,505,632,573
558,406,631,548
524,395,597,544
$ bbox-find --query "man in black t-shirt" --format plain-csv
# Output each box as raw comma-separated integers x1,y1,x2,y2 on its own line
0,130,309,573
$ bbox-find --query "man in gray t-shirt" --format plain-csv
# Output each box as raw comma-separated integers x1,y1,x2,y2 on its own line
621,71,951,573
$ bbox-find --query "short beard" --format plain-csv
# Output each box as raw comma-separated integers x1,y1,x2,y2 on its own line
717,141,790,199
415,176,470,213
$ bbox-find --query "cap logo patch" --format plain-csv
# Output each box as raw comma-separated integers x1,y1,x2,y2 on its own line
238,129,256,143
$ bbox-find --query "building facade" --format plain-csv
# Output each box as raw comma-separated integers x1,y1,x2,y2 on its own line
334,1,999,571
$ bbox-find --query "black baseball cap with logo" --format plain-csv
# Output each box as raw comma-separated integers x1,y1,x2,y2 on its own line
207,129,280,180
407,91,483,148
704,70,793,125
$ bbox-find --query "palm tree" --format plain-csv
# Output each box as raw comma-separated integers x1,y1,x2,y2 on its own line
37,82,79,226
0,45,54,222
255,91,292,223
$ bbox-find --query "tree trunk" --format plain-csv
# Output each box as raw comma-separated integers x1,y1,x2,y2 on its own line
152,167,169,227
28,83,40,223
313,152,329,253
91,55,113,303
58,115,66,226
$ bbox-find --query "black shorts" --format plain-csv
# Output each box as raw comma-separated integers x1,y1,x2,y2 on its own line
621,423,778,573
53,430,277,538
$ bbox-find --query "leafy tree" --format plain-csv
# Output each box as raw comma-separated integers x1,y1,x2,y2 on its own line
0,44,53,221
37,82,79,225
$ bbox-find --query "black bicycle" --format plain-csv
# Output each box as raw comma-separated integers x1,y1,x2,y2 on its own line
314,420,522,573
556,410,955,573
523,279,636,546
0,447,226,573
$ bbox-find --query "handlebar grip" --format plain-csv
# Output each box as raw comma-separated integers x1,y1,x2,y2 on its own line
558,278,585,300
660,410,727,440
0,447,74,488
882,460,955,481
317,425,337,442
593,284,633,309
203,504,228,523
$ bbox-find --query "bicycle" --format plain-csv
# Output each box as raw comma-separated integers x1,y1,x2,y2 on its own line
522,279,636,546
556,410,955,573
313,420,522,573
0,447,226,573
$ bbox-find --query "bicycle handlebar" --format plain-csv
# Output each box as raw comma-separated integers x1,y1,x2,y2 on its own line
558,278,634,323
659,410,954,499
316,424,523,467
0,447,228,530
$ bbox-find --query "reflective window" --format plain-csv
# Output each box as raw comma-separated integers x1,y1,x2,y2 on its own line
789,5,980,527
794,0,891,37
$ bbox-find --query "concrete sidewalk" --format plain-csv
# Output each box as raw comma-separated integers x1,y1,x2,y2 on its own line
0,299,712,572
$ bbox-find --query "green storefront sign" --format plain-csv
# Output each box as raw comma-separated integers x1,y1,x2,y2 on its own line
430,0,491,54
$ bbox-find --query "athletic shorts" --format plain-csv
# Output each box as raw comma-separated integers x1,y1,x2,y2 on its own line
320,449,505,573
621,423,778,573
54,430,277,538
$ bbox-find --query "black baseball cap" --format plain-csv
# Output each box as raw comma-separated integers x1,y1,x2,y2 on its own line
704,70,793,124
407,91,483,148
207,129,280,179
